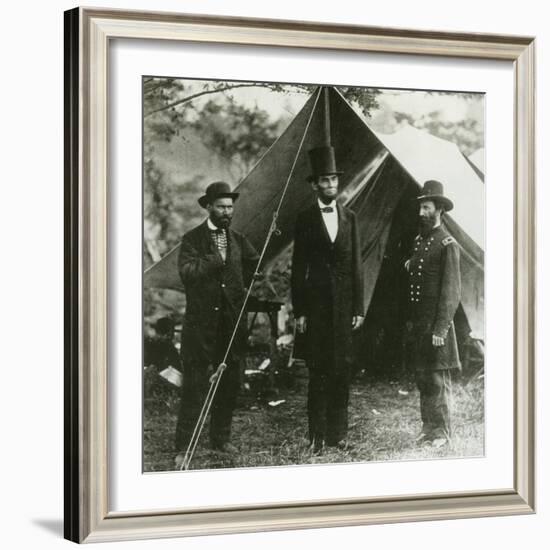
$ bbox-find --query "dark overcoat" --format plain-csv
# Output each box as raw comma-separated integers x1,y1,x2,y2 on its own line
291,203,365,371
407,224,461,371
177,221,259,367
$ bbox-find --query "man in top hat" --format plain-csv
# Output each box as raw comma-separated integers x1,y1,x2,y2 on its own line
291,146,365,453
405,180,461,449
174,181,259,466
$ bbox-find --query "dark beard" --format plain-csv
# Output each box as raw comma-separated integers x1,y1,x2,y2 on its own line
419,217,435,237
211,216,232,229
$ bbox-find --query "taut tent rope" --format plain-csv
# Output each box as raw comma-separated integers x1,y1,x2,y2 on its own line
180,87,323,470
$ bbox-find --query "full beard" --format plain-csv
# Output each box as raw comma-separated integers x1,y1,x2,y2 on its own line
419,217,435,237
212,215,232,229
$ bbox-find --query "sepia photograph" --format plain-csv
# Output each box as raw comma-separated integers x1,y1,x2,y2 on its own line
142,78,485,473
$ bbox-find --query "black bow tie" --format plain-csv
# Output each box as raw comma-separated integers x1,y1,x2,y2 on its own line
320,206,334,213
211,227,224,234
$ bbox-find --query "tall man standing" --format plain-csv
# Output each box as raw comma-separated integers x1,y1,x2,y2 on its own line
291,146,365,453
406,180,461,449
174,182,259,467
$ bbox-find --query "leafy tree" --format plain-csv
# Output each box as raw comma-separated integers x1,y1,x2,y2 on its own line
143,167,206,268
189,98,280,181
339,86,381,117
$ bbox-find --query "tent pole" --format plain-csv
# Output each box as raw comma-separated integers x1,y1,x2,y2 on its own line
323,86,331,146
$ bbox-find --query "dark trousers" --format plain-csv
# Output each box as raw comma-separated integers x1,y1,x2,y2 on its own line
306,323,350,446
415,369,453,440
175,312,240,451
307,367,350,446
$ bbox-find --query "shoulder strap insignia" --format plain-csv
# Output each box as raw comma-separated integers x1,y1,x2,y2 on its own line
442,236,456,246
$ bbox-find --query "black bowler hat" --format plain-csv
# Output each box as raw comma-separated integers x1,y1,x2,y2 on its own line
198,181,239,209
307,146,344,183
416,180,454,212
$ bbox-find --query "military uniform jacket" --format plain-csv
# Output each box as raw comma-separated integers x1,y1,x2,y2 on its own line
407,224,461,370
177,221,259,366
291,202,365,371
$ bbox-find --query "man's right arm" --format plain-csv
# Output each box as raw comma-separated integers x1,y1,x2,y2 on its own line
177,235,223,285
433,238,461,339
290,215,308,327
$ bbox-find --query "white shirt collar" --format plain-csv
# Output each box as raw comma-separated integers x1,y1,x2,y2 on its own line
317,199,337,211
207,218,220,231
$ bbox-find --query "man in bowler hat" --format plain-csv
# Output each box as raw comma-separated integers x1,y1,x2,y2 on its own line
405,180,461,449
291,146,365,453
174,182,259,467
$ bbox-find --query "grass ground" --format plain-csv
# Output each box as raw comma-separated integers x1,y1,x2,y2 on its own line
144,365,484,472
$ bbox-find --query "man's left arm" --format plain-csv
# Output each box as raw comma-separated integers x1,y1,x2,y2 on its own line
240,233,261,288
351,212,365,329
433,239,461,339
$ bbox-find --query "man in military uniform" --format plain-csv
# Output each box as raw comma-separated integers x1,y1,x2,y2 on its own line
291,146,365,454
174,182,259,467
406,180,461,449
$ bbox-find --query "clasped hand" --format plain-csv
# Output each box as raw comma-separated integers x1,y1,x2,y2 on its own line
432,335,445,347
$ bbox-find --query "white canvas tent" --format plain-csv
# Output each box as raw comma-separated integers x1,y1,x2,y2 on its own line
469,148,486,174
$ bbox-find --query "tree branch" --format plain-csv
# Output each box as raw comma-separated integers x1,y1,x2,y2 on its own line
144,83,299,118
144,81,169,95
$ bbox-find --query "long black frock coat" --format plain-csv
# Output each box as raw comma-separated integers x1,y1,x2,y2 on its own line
291,203,365,371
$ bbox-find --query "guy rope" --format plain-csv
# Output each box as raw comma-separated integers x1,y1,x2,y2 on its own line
179,87,323,470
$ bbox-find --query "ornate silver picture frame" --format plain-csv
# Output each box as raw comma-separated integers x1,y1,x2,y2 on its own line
64,7,535,543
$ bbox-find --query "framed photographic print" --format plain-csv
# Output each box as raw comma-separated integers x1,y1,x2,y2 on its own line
64,6,535,543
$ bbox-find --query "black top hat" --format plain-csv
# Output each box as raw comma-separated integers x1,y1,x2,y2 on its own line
307,146,344,183
198,181,239,208
416,180,454,212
